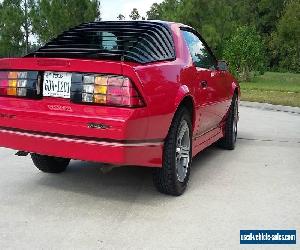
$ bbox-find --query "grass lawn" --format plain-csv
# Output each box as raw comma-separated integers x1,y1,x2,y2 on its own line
240,72,300,107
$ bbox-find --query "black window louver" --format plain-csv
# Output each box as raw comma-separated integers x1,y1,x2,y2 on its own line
28,21,176,64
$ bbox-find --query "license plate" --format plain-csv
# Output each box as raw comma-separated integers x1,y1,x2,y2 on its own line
43,72,72,98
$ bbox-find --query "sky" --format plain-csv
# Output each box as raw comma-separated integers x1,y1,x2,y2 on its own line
101,0,164,20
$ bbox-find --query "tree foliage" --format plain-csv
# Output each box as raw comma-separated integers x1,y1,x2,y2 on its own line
0,0,26,57
223,26,266,81
29,0,100,44
129,8,140,20
271,0,300,72
0,0,101,57
117,14,125,20
146,3,161,20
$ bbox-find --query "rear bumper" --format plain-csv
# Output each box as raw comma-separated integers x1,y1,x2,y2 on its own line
0,127,163,167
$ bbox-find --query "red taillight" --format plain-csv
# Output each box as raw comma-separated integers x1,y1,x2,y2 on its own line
0,72,9,96
0,71,39,98
73,75,144,107
7,72,18,96
0,71,24,96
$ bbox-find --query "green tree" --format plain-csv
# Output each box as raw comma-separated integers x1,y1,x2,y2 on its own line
0,0,25,57
30,0,100,44
147,3,162,20
117,14,125,20
271,0,300,72
23,0,30,54
227,0,284,35
147,0,181,21
223,26,266,81
230,0,285,67
129,8,140,20
256,0,285,35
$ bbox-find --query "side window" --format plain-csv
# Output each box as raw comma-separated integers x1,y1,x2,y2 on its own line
181,30,216,69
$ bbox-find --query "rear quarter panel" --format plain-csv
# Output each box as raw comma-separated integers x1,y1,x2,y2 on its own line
130,23,196,140
133,62,186,139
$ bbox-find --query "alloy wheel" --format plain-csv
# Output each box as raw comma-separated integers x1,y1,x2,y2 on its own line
175,120,191,182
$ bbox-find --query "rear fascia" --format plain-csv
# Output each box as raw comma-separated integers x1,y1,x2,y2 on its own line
0,126,163,167
0,57,163,167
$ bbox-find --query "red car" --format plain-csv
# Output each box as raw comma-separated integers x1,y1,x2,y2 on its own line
0,21,239,195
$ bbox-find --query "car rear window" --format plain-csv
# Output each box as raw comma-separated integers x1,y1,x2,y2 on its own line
28,21,176,64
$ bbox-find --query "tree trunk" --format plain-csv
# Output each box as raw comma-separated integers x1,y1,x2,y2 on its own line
24,0,29,54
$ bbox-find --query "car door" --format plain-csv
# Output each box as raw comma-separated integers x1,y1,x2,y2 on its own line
181,29,220,136
210,68,233,126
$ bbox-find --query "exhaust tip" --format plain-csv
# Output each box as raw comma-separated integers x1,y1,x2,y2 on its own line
15,151,29,157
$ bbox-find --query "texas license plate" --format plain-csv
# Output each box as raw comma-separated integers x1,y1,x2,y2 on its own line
43,72,72,98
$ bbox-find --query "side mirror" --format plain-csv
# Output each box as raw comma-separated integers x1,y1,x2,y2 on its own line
217,60,228,71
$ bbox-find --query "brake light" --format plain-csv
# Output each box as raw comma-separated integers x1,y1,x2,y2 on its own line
0,72,8,96
71,74,144,107
0,71,40,98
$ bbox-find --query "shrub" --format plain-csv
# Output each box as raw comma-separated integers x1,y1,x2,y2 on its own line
223,26,266,81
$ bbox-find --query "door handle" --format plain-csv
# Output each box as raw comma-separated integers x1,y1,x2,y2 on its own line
200,80,208,89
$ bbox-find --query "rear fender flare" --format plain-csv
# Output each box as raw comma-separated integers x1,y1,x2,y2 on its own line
231,81,240,99
173,85,196,129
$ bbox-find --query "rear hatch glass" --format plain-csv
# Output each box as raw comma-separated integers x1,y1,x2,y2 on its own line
27,21,176,64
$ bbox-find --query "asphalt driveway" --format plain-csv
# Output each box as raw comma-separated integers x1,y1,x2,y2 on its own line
0,105,299,249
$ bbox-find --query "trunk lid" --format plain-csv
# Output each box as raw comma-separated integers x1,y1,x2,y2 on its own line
0,58,144,141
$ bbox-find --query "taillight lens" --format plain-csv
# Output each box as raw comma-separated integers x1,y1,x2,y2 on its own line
71,74,144,107
0,71,40,98
0,72,9,96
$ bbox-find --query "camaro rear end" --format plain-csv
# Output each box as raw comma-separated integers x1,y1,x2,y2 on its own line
0,21,240,195
0,59,163,167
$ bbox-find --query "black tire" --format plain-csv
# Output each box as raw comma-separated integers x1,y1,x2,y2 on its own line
31,154,70,173
153,107,192,196
218,94,239,150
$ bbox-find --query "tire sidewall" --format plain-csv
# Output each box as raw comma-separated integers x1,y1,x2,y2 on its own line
171,110,193,194
230,95,238,148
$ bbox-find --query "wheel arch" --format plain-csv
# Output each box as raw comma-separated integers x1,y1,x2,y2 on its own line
173,86,196,131
176,96,195,129
231,80,240,100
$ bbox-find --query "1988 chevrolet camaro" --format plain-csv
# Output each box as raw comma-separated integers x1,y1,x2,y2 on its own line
0,21,240,195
